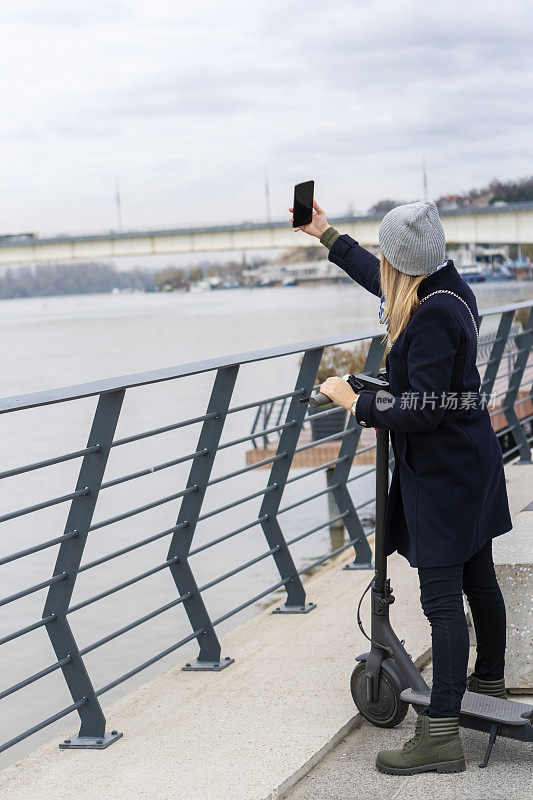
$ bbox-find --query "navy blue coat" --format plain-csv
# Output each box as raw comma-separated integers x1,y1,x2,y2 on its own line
328,234,512,567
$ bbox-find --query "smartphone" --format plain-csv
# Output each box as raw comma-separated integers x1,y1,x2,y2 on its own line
292,180,314,228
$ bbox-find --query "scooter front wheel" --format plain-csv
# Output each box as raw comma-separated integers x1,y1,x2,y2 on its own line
350,661,408,728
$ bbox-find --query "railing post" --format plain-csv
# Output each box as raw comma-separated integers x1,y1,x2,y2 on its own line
331,336,387,570
258,347,323,613
502,307,533,463
167,365,239,670
479,309,515,397
42,390,125,750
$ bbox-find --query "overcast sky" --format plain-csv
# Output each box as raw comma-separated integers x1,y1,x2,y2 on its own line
1,0,532,235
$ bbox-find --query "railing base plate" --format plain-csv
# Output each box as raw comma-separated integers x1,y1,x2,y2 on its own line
272,602,317,614
182,656,235,671
59,731,123,750
343,561,374,571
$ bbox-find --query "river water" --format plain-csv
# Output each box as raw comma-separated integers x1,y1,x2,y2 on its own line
1,279,532,766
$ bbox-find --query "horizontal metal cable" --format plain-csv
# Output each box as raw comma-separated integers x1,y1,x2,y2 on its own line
285,456,348,485
513,392,533,407
0,656,71,701
0,487,89,524
354,442,377,456
494,421,513,436
476,334,505,354
297,533,374,576
111,412,218,447
226,389,305,415
305,404,348,421
89,485,197,531
346,465,376,483
354,496,376,512
196,546,281,593
207,452,287,487
0,530,78,567
278,484,339,515
101,449,207,490
493,412,533,436
285,511,350,547
0,697,88,755
217,420,296,451
0,572,67,608
477,356,499,369
79,522,188,574
491,408,510,423
197,484,278,522
494,369,517,382
503,433,533,459
210,577,291,628
0,446,100,481
68,557,178,614
0,615,56,647
491,382,532,404
493,389,533,417
80,592,192,656
294,426,355,454
490,388,511,401
188,515,269,557
96,627,204,697
500,411,533,431
495,362,533,381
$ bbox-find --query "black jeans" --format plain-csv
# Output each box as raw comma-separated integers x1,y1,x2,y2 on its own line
418,540,506,718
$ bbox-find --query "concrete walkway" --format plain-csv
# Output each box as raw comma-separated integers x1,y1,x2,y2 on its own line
286,661,533,800
286,460,533,800
1,461,531,800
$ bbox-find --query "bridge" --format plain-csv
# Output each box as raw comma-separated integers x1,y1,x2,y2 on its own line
0,300,531,799
1,202,533,264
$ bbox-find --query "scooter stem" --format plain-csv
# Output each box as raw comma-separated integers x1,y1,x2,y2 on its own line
374,427,389,595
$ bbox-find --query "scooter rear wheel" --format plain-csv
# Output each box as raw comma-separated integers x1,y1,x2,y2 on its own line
350,662,408,728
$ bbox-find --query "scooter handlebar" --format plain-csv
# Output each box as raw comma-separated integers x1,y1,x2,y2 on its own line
308,392,333,409
302,372,390,407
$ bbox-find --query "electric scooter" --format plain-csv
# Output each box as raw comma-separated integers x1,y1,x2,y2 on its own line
309,372,533,768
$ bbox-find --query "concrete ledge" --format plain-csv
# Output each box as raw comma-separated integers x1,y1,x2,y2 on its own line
0,546,431,800
504,460,533,519
493,490,533,691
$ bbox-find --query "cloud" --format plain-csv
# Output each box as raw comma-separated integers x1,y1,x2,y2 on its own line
0,0,531,234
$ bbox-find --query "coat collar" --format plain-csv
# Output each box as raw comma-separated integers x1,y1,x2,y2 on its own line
417,259,461,300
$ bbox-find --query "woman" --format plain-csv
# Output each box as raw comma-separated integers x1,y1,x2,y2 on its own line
290,198,512,775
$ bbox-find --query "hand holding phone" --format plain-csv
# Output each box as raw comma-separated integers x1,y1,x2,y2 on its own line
289,184,330,239
292,180,315,228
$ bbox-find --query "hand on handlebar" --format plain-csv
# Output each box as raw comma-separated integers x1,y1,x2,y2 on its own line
319,376,358,410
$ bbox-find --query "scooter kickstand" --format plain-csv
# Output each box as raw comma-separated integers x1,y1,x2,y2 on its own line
479,723,498,768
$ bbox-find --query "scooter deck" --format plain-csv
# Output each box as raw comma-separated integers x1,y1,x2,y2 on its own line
400,688,533,727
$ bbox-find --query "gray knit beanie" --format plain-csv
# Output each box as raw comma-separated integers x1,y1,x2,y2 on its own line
378,201,446,276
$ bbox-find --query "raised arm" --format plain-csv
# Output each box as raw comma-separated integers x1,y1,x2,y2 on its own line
322,229,381,297
289,199,381,297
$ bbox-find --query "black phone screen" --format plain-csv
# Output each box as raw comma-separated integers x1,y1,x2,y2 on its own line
292,180,314,227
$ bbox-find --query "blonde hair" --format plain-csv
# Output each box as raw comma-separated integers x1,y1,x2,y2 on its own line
379,254,426,344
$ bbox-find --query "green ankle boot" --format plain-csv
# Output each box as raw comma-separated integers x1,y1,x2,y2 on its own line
376,714,466,775
467,675,506,699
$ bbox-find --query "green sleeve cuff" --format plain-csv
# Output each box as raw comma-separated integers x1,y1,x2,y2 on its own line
319,226,341,250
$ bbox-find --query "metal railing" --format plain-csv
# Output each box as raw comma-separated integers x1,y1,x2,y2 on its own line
0,300,531,758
